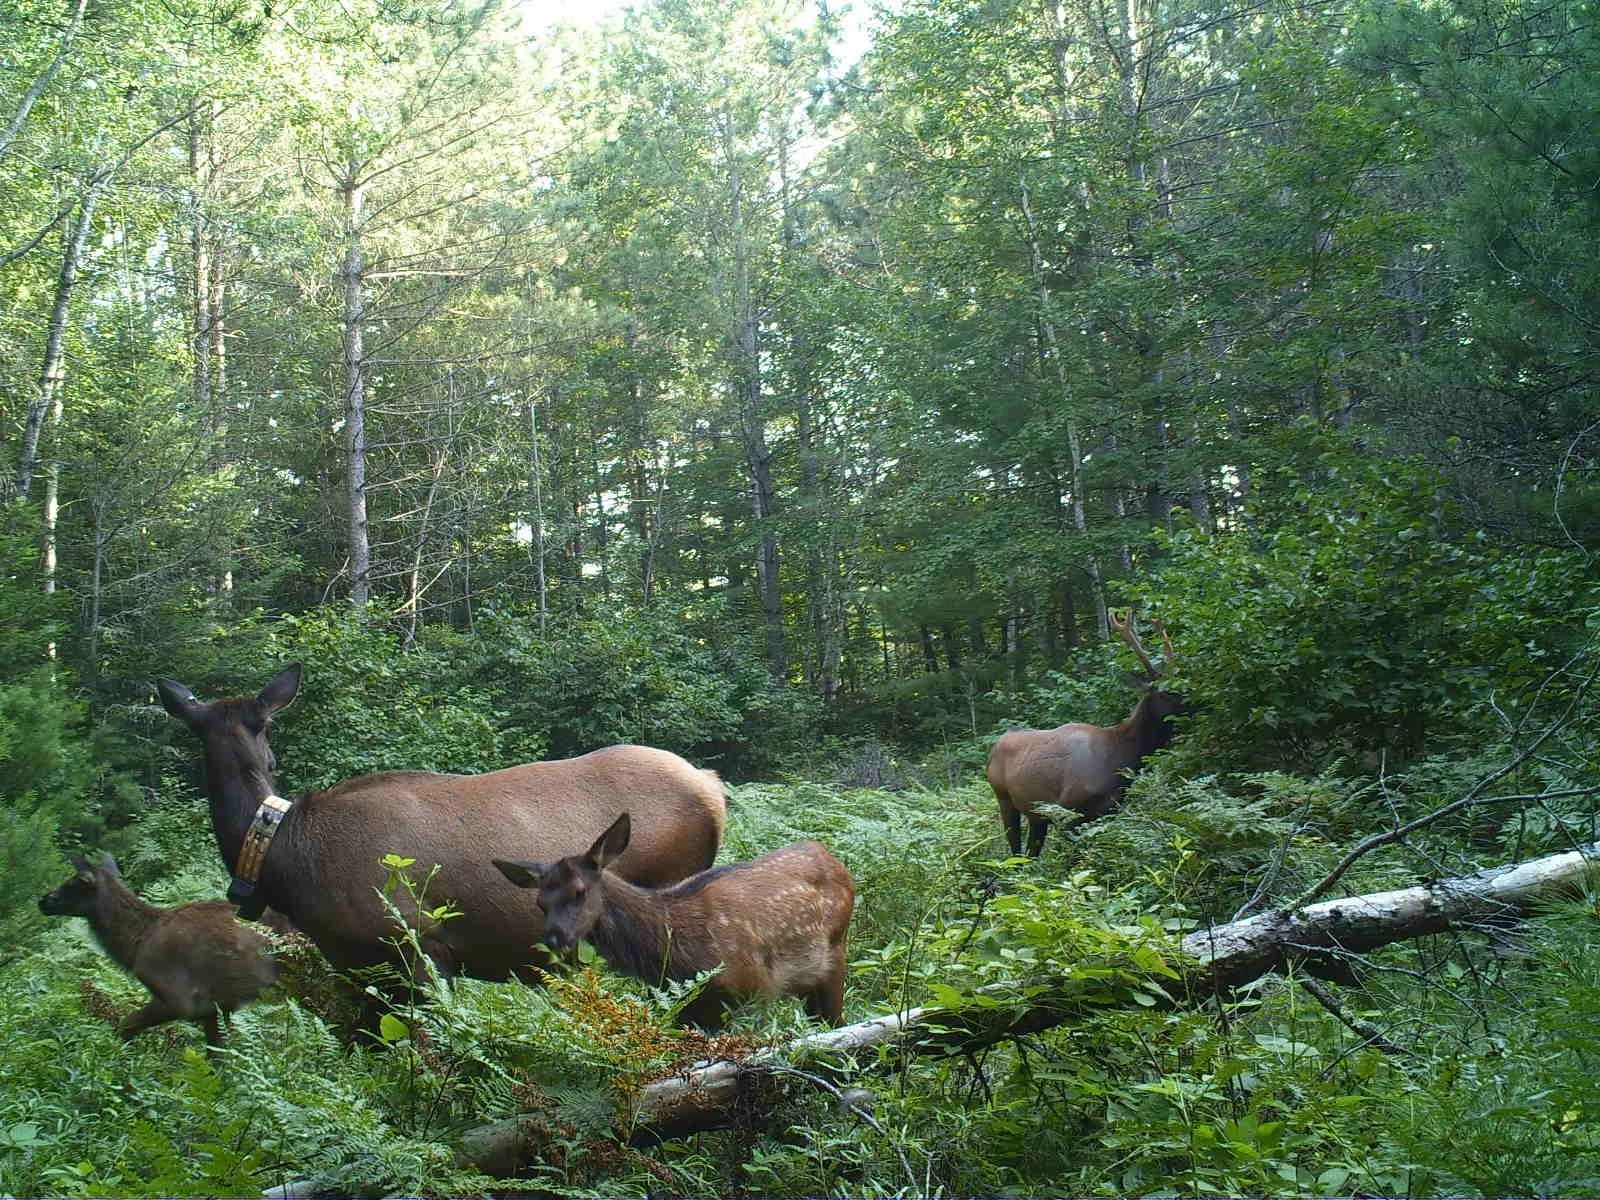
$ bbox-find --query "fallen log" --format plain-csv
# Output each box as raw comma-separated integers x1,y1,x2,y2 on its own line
459,839,1600,1171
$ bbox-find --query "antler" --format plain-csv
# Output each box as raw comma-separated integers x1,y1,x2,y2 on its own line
1152,618,1178,668
1109,609,1161,679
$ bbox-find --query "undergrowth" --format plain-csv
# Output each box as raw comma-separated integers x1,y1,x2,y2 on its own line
2,773,1599,1196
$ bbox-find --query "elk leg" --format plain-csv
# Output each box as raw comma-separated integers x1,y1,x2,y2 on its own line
1082,789,1120,820
420,935,460,983
805,957,847,1026
350,988,405,1046
118,998,180,1040
201,1008,223,1049
678,986,731,1031
997,792,1022,856
1025,817,1050,858
1058,793,1115,839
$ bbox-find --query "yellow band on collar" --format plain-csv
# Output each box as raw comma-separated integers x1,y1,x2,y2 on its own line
235,794,292,884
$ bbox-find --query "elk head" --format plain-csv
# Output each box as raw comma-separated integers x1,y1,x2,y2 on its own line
1110,609,1189,738
39,854,118,917
494,813,633,953
157,664,302,786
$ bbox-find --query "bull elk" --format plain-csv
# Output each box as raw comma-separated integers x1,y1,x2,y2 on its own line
493,814,856,1028
987,611,1188,857
39,855,278,1047
156,665,726,995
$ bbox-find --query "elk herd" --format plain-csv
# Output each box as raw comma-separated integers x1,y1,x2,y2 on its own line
40,614,1184,1049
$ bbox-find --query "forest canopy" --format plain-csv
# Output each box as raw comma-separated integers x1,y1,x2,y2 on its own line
1,0,1598,1194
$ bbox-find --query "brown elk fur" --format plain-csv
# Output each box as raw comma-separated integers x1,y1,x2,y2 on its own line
494,814,855,1028
39,855,278,1046
987,687,1188,857
156,666,727,987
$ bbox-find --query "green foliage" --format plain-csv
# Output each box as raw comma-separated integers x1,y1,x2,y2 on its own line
203,609,518,790
139,604,820,791
0,507,104,959
1354,898,1600,1195
5,0,1600,1193
110,778,228,901
1139,431,1596,766
1354,0,1600,546
458,604,819,778
7,763,1600,1197
0,796,65,963
996,654,1139,736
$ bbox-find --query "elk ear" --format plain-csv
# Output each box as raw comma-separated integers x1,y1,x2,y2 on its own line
1120,670,1152,691
589,813,631,869
70,854,93,876
258,664,302,715
156,677,204,727
99,853,120,876
493,859,546,889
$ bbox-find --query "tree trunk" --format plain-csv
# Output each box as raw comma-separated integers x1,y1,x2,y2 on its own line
188,112,214,437
587,408,611,602
458,839,1600,1161
341,170,372,605
87,497,106,672
402,443,447,646
1019,180,1108,639
724,111,785,681
526,391,548,632
0,0,89,167
24,169,111,595
16,172,105,503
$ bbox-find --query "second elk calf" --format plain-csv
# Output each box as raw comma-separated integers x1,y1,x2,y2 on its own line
39,855,279,1047
494,814,855,1027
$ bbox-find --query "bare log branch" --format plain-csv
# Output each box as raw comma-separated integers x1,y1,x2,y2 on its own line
1291,642,1600,909
458,839,1600,1170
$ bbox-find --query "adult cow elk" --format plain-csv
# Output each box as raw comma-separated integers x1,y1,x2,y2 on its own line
987,611,1187,857
493,814,856,1028
40,855,278,1047
156,665,726,996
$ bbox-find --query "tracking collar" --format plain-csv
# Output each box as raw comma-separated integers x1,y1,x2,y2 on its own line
227,794,292,920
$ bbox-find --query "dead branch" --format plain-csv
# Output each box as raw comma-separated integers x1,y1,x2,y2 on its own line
458,839,1600,1170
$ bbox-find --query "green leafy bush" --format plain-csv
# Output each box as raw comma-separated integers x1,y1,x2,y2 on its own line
196,609,520,790
0,508,111,959
1138,431,1597,767
456,603,819,778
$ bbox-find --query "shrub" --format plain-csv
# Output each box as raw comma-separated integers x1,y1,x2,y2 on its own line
456,603,820,778
1136,431,1597,768
188,609,519,790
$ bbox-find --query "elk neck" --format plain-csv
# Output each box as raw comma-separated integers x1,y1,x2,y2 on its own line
588,874,695,984
203,735,281,875
89,873,162,968
1124,690,1178,760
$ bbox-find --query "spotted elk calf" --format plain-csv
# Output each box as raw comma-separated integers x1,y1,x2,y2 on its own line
494,814,855,1028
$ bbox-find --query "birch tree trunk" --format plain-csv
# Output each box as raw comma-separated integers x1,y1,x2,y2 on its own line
459,839,1600,1163
20,169,111,596
341,169,372,605
0,0,89,167
15,172,105,503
